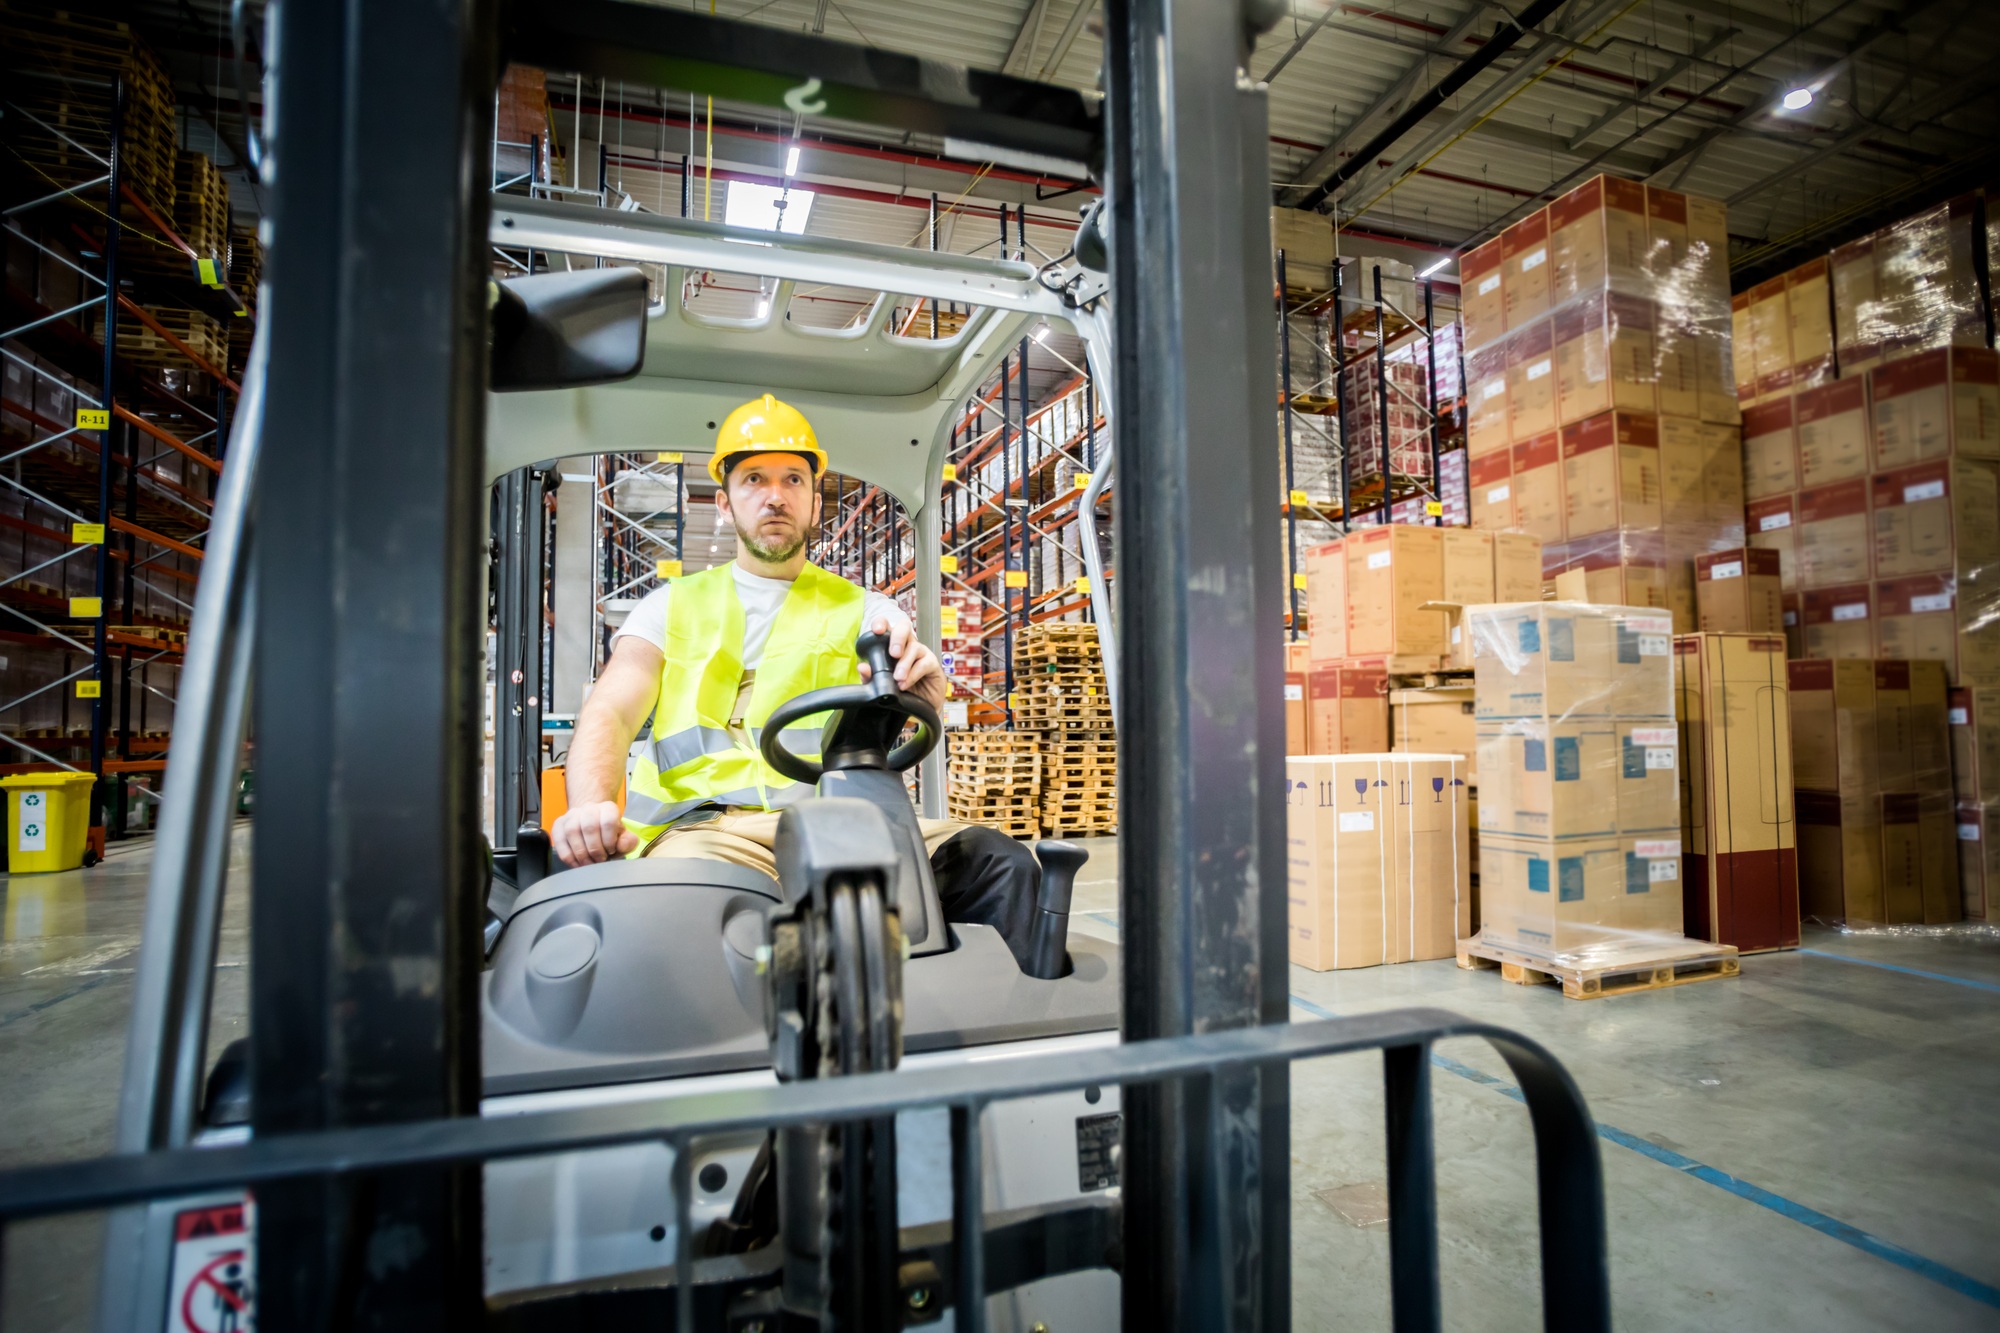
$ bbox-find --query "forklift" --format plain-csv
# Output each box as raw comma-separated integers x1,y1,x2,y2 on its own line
0,2,1613,1329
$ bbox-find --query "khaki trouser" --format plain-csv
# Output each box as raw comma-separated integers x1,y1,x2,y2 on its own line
645,807,966,878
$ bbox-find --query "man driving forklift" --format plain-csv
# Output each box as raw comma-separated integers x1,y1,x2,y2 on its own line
550,394,1042,961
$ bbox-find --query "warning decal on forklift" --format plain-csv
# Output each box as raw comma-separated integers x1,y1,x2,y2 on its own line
1076,1112,1121,1192
169,1200,254,1332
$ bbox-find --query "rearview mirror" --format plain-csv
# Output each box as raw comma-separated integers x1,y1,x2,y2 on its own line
490,268,648,392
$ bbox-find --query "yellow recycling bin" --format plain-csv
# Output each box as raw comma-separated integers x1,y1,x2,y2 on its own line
3,772,98,874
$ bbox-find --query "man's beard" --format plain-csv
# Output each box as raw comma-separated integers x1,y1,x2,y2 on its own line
737,514,812,563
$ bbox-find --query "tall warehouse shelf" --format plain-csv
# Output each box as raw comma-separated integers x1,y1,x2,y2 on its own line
0,6,250,843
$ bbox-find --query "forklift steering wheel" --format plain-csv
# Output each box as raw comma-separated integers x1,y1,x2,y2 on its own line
759,630,942,784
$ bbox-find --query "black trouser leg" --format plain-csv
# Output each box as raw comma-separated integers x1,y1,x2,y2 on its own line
929,826,1040,968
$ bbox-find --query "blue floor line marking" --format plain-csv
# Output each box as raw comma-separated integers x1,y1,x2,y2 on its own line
0,972,117,1030
1115,924,2000,1307
1797,948,2000,995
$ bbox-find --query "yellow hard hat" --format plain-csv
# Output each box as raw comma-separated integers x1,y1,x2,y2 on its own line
708,394,827,485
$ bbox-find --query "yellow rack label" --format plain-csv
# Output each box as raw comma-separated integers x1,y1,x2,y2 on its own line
940,554,959,574
1073,472,1091,491
941,464,958,482
1004,570,1027,588
1292,573,1308,590
72,523,106,545
76,409,110,431
655,559,682,579
69,597,102,618
1288,489,1309,508
76,680,101,699
1425,500,1444,517
657,451,684,464
940,609,960,634
1074,576,1090,595
1007,693,1020,710
196,256,224,287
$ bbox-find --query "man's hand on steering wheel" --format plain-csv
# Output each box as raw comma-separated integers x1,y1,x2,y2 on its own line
858,614,948,708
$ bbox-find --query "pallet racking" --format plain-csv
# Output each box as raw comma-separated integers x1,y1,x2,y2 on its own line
1,9,247,842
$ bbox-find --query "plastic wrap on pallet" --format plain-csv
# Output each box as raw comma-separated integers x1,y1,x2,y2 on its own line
1846,197,1988,374
1466,601,1699,969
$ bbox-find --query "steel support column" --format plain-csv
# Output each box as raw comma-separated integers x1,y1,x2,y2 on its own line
250,0,495,1323
1103,0,1290,1327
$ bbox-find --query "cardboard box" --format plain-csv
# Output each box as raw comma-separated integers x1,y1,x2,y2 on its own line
1305,539,1347,664
1741,397,1799,499
1730,291,1756,400
1548,175,1650,305
1285,641,1310,754
1747,275,1793,402
1502,210,1552,331
1800,584,1873,659
1657,412,1707,534
1506,320,1558,442
1440,529,1494,606
1478,831,1681,958
1470,601,1674,723
1694,547,1783,633
1346,526,1446,660
1795,376,1870,486
1871,457,1999,579
1271,207,1335,289
1947,685,2000,803
1745,494,1797,591
1549,541,1671,617
1461,237,1506,353
1831,235,1881,376
1786,257,1834,391
1781,592,1804,658
1554,291,1657,425
1701,421,1747,536
1493,532,1544,600
1909,660,1960,924
1285,754,1471,970
1477,720,1618,839
1673,634,1799,951
1307,661,1391,755
1788,658,1884,923
1393,687,1476,779
1466,342,1511,456
1562,409,1661,539
1955,799,2000,921
1645,185,1688,278
1794,477,1871,588
1870,347,2000,469
1468,448,1514,531
1511,431,1565,543
1872,574,1959,678
1613,717,1681,835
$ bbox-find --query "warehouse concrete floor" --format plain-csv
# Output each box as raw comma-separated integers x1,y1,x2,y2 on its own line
3,829,1997,1330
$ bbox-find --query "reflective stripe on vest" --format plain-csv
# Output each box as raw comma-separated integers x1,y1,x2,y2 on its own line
622,562,865,848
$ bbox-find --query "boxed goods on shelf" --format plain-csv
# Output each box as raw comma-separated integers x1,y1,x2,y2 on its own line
1799,584,1873,659
1271,207,1336,291
1796,377,1870,486
1869,347,2000,469
1285,642,1309,754
1393,687,1476,780
1694,548,1782,633
1304,660,1389,756
1741,398,1798,499
1284,753,1471,970
1509,431,1566,543
1672,634,1799,951
1344,525,1447,666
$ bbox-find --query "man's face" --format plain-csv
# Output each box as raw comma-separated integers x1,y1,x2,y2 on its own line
718,453,819,562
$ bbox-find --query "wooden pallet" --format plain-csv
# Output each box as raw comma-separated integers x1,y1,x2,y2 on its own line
1389,668,1475,692
1042,817,1116,837
1455,935,1740,1000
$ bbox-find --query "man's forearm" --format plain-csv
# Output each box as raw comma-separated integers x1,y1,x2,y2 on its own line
564,710,636,809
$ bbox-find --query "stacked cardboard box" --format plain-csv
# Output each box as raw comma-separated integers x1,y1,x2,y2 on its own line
1829,197,1988,381
1788,658,1959,924
1464,175,1743,631
1947,685,2000,920
1673,634,1799,951
1467,601,1691,966
939,589,986,698
1271,207,1336,292
1285,753,1471,970
1304,527,1543,677
1738,344,2000,683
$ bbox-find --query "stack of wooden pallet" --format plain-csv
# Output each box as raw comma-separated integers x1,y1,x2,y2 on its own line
114,305,225,374
0,3,179,212
1013,624,1118,836
944,731,1042,838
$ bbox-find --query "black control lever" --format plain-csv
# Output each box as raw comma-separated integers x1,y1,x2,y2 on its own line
855,627,897,698
515,820,550,891
1024,840,1086,979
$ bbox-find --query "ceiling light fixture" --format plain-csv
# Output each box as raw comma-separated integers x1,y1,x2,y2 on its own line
784,143,801,176
1781,87,1813,111
1418,257,1451,279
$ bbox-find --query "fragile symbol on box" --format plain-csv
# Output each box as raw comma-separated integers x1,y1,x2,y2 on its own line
168,1200,253,1333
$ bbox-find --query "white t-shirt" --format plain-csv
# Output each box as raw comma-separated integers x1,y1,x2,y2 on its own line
613,564,907,667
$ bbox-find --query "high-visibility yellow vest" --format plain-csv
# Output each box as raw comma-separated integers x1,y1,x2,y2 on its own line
622,562,866,846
